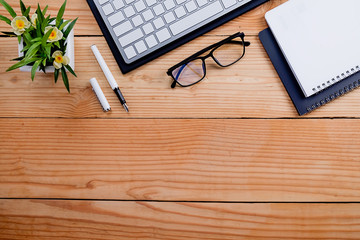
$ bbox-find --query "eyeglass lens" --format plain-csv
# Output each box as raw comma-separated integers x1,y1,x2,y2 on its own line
212,40,245,67
172,58,205,86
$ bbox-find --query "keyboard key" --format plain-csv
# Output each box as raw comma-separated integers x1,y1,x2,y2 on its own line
99,0,109,4
176,0,186,4
132,15,144,27
134,40,147,53
153,4,165,15
124,45,136,59
108,11,125,26
113,0,124,9
134,0,146,12
142,9,154,21
142,23,154,34
145,0,156,6
170,1,223,35
164,0,175,10
124,6,136,17
222,0,236,8
102,3,114,15
145,35,158,48
174,6,186,18
185,1,197,12
125,0,136,4
118,28,144,47
164,12,176,23
113,20,132,36
153,17,165,29
196,0,207,7
156,28,171,42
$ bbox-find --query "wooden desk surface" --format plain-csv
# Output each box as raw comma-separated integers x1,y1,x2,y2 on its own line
1,0,360,238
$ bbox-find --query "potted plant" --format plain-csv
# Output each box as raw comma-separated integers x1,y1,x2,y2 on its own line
0,0,77,92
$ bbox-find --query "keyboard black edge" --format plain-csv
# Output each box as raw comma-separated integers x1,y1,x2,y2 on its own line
86,0,269,74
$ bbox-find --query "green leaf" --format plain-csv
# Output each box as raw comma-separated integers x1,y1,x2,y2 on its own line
54,69,59,83
61,67,70,92
17,35,21,44
11,56,24,61
0,0,16,18
6,57,40,72
30,37,42,42
41,14,50,32
31,59,42,81
59,19,71,31
36,4,44,25
25,41,41,58
42,28,53,48
21,45,29,52
0,14,11,25
45,45,51,59
63,17,77,38
42,5,48,15
21,43,32,52
56,0,66,28
42,58,47,66
23,32,32,45
64,64,76,77
35,15,41,37
24,6,30,17
54,41,60,48
20,0,26,16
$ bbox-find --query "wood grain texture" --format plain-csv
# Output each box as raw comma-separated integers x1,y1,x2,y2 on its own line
1,200,360,239
1,118,360,201
1,0,359,237
0,0,287,36
1,35,360,118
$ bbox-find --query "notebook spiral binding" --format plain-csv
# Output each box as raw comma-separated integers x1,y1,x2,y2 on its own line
306,78,360,113
312,66,360,93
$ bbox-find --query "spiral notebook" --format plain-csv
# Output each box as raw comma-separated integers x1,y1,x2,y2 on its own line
265,0,360,98
259,28,360,115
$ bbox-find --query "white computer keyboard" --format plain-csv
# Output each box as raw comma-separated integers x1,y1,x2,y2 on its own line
95,0,252,63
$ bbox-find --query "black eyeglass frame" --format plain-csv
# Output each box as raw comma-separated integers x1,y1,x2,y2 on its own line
167,32,250,88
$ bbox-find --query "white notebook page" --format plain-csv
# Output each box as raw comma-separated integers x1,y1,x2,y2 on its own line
265,0,360,97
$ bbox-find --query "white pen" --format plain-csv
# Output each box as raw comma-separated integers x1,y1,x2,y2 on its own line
89,77,111,112
91,44,129,112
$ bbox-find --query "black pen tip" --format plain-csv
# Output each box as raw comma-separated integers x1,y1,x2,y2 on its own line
123,103,129,112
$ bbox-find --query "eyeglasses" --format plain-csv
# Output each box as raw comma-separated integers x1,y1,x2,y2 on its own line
167,32,250,88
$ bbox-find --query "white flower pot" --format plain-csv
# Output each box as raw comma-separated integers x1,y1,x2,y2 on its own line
18,28,75,72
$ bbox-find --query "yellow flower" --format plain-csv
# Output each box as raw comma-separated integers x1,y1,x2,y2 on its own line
52,50,70,69
44,26,63,42
11,16,31,36
31,14,37,28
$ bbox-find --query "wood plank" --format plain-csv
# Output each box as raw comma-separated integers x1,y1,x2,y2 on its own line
1,200,360,239
1,118,360,201
0,0,287,36
1,36,360,118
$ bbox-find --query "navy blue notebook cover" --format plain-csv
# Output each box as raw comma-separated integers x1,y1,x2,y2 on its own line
87,0,269,74
259,28,360,115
